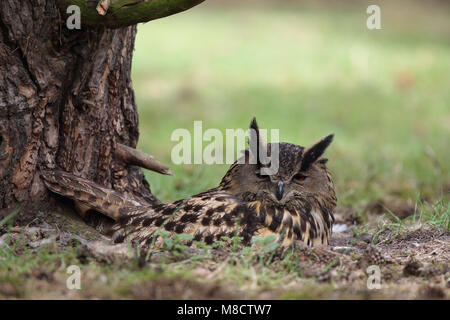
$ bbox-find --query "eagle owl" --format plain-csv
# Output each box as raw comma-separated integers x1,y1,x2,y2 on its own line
42,118,336,247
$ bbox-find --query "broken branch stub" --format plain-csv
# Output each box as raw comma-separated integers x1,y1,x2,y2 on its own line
115,143,173,176
61,0,206,28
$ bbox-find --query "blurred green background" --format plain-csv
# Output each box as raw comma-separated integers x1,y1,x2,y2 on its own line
131,0,449,209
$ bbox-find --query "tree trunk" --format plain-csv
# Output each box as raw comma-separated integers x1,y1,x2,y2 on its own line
0,0,203,225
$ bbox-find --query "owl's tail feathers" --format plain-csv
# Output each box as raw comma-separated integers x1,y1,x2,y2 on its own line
41,170,144,221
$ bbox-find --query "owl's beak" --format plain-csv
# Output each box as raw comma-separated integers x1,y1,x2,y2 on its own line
276,181,284,201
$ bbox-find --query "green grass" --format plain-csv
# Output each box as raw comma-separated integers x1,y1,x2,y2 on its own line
1,1,449,300
372,197,450,243
414,198,449,230
131,0,450,210
0,231,311,299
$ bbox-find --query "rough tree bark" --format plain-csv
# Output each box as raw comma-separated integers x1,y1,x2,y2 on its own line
0,0,204,224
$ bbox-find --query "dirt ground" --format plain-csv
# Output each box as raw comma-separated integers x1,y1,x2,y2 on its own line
0,201,448,300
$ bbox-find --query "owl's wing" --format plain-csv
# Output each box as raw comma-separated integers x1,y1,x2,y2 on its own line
110,190,262,247
41,170,146,220
110,192,334,248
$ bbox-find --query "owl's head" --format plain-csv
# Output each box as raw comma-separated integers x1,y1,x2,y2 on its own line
220,118,336,207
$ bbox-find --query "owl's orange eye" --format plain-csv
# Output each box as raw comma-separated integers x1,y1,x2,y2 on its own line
293,173,307,183
255,170,270,180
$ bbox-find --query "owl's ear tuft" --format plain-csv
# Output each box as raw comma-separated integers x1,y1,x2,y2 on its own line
301,134,334,171
249,117,260,148
248,117,266,168
250,117,259,132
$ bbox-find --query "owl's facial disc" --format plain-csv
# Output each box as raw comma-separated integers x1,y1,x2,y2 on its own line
220,118,334,205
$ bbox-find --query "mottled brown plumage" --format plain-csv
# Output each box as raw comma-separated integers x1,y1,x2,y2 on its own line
42,118,336,248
